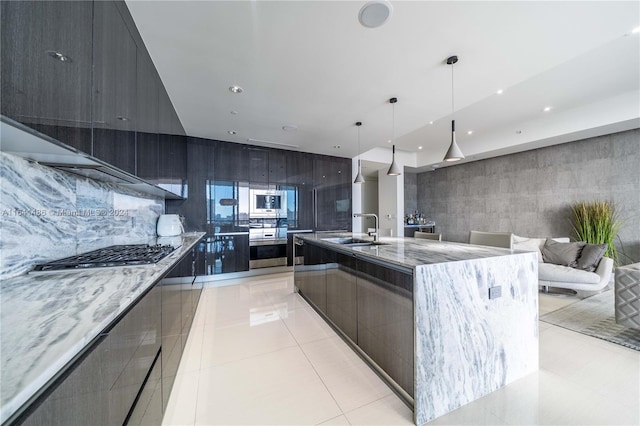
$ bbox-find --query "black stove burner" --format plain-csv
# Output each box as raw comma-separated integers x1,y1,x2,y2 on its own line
33,244,177,272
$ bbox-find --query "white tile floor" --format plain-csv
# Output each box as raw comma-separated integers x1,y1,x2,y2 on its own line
163,272,640,426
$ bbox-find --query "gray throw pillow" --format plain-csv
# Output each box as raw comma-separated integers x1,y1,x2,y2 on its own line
541,239,586,267
576,243,608,272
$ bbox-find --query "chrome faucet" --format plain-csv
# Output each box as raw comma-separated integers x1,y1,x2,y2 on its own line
353,213,379,241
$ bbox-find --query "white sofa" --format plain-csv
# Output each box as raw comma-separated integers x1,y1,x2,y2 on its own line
512,235,613,292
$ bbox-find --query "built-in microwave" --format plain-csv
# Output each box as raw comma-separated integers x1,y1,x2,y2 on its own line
249,189,287,218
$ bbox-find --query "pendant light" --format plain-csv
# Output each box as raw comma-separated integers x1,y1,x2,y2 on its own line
387,97,402,176
354,121,365,184
443,55,465,162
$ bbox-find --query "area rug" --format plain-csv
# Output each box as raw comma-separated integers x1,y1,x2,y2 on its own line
540,290,640,351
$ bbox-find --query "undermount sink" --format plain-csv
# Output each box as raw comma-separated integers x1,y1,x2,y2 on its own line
322,237,389,247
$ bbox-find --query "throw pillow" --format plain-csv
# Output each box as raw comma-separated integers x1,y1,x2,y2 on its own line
541,239,586,267
512,235,544,263
576,243,608,272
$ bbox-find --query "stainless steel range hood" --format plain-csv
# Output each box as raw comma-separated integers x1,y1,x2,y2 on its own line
1,116,183,200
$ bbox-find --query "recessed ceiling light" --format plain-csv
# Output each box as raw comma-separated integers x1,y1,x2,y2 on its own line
358,1,393,28
467,130,473,135
496,89,504,95
387,139,392,144
46,50,72,62
418,146,423,150
230,110,239,115
632,26,640,34
429,121,434,125
543,106,552,112
282,125,298,132
227,130,237,135
229,86,243,94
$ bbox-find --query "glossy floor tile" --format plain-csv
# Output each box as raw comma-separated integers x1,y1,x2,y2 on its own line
163,272,640,426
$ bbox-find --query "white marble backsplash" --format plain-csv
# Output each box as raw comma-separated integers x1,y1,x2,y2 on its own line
0,152,164,278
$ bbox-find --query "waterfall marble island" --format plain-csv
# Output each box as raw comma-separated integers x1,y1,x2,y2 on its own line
293,233,539,425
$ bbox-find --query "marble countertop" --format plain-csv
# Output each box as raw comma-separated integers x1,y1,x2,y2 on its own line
294,232,523,271
0,232,205,424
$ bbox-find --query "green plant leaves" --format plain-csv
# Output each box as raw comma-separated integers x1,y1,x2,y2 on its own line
571,201,621,265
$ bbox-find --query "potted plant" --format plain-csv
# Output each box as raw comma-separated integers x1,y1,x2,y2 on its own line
571,201,621,265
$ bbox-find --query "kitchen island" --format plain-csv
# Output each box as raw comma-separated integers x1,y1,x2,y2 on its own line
0,232,205,425
293,233,539,425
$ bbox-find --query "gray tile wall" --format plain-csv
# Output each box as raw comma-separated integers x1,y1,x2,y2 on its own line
416,129,640,264
404,172,418,216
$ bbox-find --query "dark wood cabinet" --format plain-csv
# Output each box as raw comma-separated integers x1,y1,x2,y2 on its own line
91,1,137,174
294,241,327,314
1,0,188,184
158,134,187,197
160,276,182,412
19,284,162,426
214,141,248,182
286,152,314,230
294,239,414,398
248,147,288,187
0,0,93,153
268,149,287,185
326,251,357,342
207,234,250,275
127,350,162,426
135,46,160,180
356,259,414,397
313,156,352,231
249,147,269,185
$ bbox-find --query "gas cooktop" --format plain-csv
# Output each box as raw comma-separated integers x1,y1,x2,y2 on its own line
33,244,176,272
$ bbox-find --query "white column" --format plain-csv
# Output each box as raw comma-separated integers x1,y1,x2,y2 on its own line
378,168,404,237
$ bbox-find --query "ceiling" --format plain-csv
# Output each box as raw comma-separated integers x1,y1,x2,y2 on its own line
126,1,640,175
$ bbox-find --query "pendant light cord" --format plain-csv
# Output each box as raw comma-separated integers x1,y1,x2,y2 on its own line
392,102,395,142
358,125,361,157
451,62,455,114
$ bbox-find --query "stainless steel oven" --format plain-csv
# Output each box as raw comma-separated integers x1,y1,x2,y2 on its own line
249,238,287,269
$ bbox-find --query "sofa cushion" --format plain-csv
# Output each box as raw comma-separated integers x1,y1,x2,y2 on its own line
576,243,608,272
512,235,570,263
512,236,545,262
538,263,601,284
541,239,586,267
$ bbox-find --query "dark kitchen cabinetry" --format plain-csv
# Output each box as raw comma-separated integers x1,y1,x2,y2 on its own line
294,240,327,314
214,141,248,181
160,246,202,412
160,276,182,412
268,149,287,185
207,234,250,275
135,48,160,181
356,259,414,397
127,351,162,425
313,156,352,231
286,151,314,231
249,147,269,185
248,147,287,186
158,133,187,197
18,284,162,426
1,0,188,193
91,0,138,175
326,251,358,342
294,239,414,398
0,0,94,153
